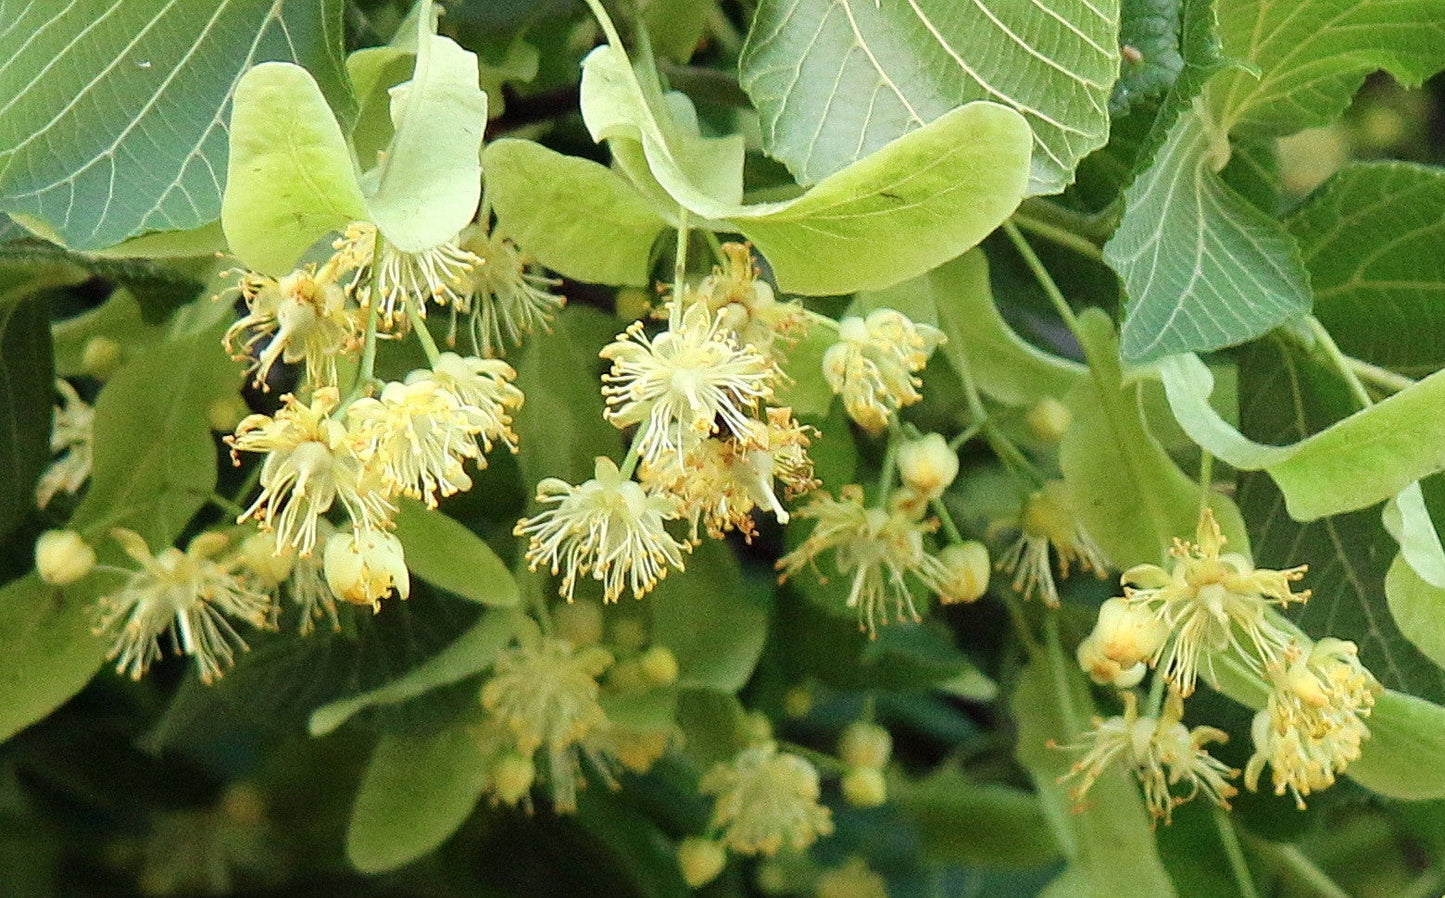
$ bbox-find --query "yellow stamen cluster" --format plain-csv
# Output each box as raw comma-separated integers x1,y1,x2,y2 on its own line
699,741,834,856
996,479,1109,607
454,224,566,357
822,308,943,434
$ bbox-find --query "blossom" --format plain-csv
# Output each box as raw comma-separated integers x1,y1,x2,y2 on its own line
93,529,272,683
688,242,804,356
777,485,954,637
237,526,341,634
223,263,360,390
821,308,943,434
323,527,409,610
453,225,566,356
36,379,93,508
337,221,481,329
601,302,777,464
515,457,690,603
1122,508,1309,696
35,529,96,586
423,352,524,452
1244,638,1380,808
699,741,834,856
1059,690,1238,824
996,480,1109,607
228,388,394,556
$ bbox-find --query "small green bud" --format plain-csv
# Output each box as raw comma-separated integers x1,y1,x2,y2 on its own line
1025,397,1072,443
936,541,990,604
838,722,892,769
80,336,122,380
677,837,727,888
638,645,680,686
841,766,887,808
554,600,604,648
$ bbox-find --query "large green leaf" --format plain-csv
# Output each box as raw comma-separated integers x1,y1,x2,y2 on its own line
0,291,53,538
482,139,666,287
737,0,1120,196
1105,101,1311,363
891,764,1061,868
580,46,1032,295
0,0,350,251
222,62,366,275
347,726,490,873
392,498,519,607
1288,162,1445,376
1384,554,1445,675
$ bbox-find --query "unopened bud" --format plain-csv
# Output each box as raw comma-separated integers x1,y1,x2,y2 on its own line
610,615,649,652
1025,397,1072,443
492,751,536,806
1076,633,1147,688
896,433,959,500
1091,597,1167,668
936,541,989,604
608,658,648,692
783,685,814,719
80,336,122,380
677,837,727,888
841,766,887,807
238,530,295,588
35,529,95,585
639,645,680,686
554,600,604,648
324,528,409,609
838,722,892,769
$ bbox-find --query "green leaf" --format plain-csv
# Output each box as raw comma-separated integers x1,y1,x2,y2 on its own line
222,62,366,275
1288,162,1445,376
932,248,1084,408
1384,554,1445,674
0,292,53,538
1105,101,1312,363
737,0,1120,196
580,46,1032,295
1207,0,1445,137
346,726,489,873
308,609,521,737
51,289,165,378
1383,482,1445,590
773,323,835,419
392,498,519,607
365,33,487,252
1158,349,1445,521
1012,646,1177,897
1059,310,1248,570
650,540,768,692
0,0,351,251
0,573,109,744
892,764,1062,868
1112,0,1185,115
482,139,667,287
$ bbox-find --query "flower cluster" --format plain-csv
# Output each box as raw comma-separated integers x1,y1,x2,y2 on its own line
699,741,834,856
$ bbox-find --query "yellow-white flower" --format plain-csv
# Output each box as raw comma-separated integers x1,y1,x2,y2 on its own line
454,225,566,356
601,302,777,464
699,741,834,856
688,242,804,356
423,352,524,452
35,529,96,586
777,485,953,637
94,529,272,683
37,379,94,509
821,308,943,435
996,480,1109,607
237,526,341,635
1123,508,1308,697
515,456,690,604
323,527,409,610
223,264,360,390
228,388,394,557
337,221,481,329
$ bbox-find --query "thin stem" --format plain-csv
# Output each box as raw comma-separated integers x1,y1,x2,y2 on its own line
1213,808,1262,898
1145,668,1168,718
347,286,383,405
1010,210,1104,261
947,322,1046,489
208,493,246,519
700,227,728,266
1242,833,1351,898
407,301,443,366
670,209,690,330
947,423,983,451
931,498,964,544
1308,316,1372,410
1001,221,1088,354
1347,356,1416,396
1198,449,1214,517
579,0,627,52
618,420,650,480
875,428,899,505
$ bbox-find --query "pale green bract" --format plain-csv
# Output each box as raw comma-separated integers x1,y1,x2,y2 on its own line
578,45,1032,296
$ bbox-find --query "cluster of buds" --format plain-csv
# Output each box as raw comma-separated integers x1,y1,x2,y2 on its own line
838,721,892,808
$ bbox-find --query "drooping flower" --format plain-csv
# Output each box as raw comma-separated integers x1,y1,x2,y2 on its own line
699,741,834,856
223,262,361,390
1059,690,1238,824
1122,508,1309,696
452,224,566,356
36,379,94,509
355,222,482,329
323,527,409,611
821,308,943,434
777,485,953,637
423,352,524,452
515,456,690,603
1244,638,1381,808
996,480,1109,607
600,302,777,464
228,388,394,556
94,529,272,683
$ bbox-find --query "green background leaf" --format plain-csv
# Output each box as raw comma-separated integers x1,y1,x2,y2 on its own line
0,290,53,539
738,0,1120,196
0,0,351,250
392,498,519,607
649,540,768,692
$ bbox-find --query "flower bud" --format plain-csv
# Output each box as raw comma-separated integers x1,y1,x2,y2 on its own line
554,600,604,648
610,615,649,652
1076,633,1148,688
1025,397,1072,443
491,751,536,806
324,528,409,609
936,541,990,604
838,721,892,769
608,658,649,692
35,529,95,586
238,530,296,588
783,685,814,719
677,837,727,889
841,766,888,807
639,645,680,687
896,433,958,500
80,336,122,380
1091,597,1168,668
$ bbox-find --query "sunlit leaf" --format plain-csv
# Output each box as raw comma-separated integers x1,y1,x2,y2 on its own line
392,498,519,607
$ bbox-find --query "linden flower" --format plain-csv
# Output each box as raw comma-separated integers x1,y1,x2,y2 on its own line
1123,508,1309,697
643,407,817,541
821,308,943,435
36,379,94,509
1059,690,1238,824
689,242,805,355
323,527,409,610
454,224,566,356
600,302,778,464
338,221,481,329
481,626,616,812
996,480,1109,608
700,741,834,856
423,352,524,451
777,485,953,637
237,526,341,635
1244,638,1381,808
515,456,690,603
94,529,272,684
228,388,394,557
223,262,360,390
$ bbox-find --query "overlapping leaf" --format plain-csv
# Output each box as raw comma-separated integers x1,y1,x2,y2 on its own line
738,0,1119,196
